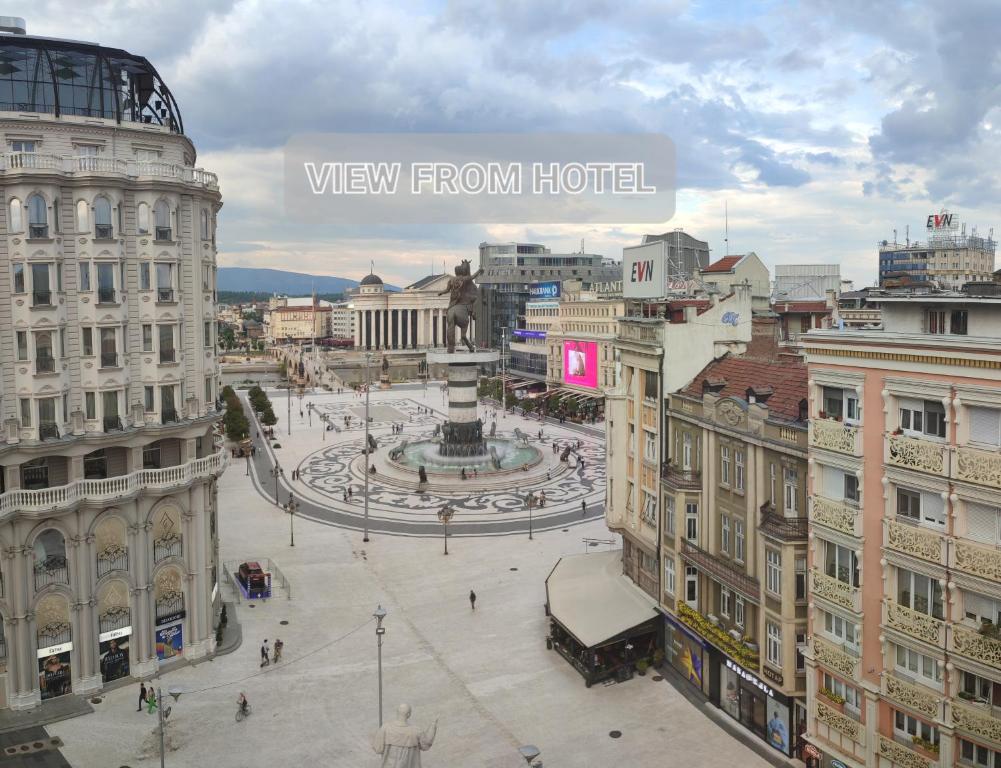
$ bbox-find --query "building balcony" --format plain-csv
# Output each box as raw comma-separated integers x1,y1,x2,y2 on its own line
97,288,117,305
676,602,760,669
811,568,861,613
32,289,52,307
951,698,1001,747
809,418,861,456
812,635,860,679
680,539,760,603
0,449,228,519
811,495,862,537
155,227,172,242
884,520,946,566
153,535,183,564
882,674,941,720
28,224,49,239
33,555,68,591
887,434,948,476
159,349,177,364
877,734,934,768
950,623,1001,672
759,503,808,541
660,464,702,490
952,538,1001,583
94,224,114,239
815,700,863,744
156,288,176,303
100,353,118,369
955,445,1001,490
103,415,123,433
96,546,128,578
884,600,946,648
1,152,219,189
38,422,60,441
35,355,56,374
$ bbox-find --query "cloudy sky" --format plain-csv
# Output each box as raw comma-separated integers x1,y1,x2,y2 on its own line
32,0,1001,288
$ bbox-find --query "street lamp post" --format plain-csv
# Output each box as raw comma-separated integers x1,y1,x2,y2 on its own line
525,494,534,540
436,505,454,555
363,352,372,543
500,326,508,418
270,463,283,506
373,604,387,726
284,493,299,547
157,686,183,768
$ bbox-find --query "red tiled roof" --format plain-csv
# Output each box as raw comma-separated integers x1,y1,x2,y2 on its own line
701,255,743,273
772,301,828,314
681,354,808,422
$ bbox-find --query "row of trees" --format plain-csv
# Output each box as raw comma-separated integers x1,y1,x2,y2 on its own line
248,386,278,427
221,385,249,442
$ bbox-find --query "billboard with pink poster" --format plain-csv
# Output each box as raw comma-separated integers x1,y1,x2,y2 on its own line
563,340,598,389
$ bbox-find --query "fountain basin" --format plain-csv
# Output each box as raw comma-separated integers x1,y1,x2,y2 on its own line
391,437,542,473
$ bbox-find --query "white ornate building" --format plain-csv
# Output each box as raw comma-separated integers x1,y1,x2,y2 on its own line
351,272,455,350
0,25,225,709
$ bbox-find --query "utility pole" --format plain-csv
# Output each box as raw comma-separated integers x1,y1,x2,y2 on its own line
363,352,372,543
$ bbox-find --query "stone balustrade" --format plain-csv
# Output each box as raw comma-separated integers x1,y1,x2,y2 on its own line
956,445,1001,490
885,600,945,647
811,495,862,537
1,152,219,189
885,520,945,565
887,434,946,475
953,538,1001,583
883,674,940,719
877,734,933,768
810,419,860,456
951,623,1001,672
811,568,861,613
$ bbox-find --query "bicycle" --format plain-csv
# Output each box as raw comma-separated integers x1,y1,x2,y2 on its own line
235,703,253,722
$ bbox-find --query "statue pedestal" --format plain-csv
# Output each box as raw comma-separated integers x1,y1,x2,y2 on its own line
427,350,499,456
379,374,391,389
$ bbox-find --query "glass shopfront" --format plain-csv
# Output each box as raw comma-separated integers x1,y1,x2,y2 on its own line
717,658,792,756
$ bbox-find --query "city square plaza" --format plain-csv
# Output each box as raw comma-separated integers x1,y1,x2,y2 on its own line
46,384,773,768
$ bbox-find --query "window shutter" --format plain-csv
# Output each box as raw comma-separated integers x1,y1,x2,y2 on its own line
969,406,1001,446
966,503,1000,545
823,467,842,500
921,492,945,526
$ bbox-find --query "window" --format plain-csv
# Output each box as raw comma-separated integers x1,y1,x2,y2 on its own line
641,491,657,526
822,386,860,423
795,556,807,600
822,673,861,712
94,197,113,238
665,557,675,597
766,622,782,667
9,198,22,232
13,262,24,293
665,495,675,537
204,321,212,347
82,327,93,356
100,327,117,367
137,202,150,235
721,515,730,555
205,377,213,407
951,310,969,335
685,503,698,543
139,262,151,290
720,587,732,618
154,200,171,240
16,331,27,360
894,710,939,748
682,433,692,469
38,396,56,428
795,632,806,673
643,370,657,400
79,260,91,291
31,263,51,305
735,450,744,491
766,550,782,595
960,670,1001,706
964,591,1001,628
969,406,1001,447
27,193,47,238
966,503,1001,546
161,385,177,420
721,445,731,485
144,386,155,412
84,392,96,420
643,429,657,462
156,262,173,301
202,264,211,291
143,443,161,469
927,310,946,334
10,139,35,153
783,467,799,512
844,473,860,503
770,463,776,503
34,331,53,371
895,645,943,687
897,568,944,619
896,487,945,528
735,519,745,562
19,398,31,427
200,209,210,239
685,566,698,606
142,324,153,352
159,325,175,362
823,611,860,653
96,262,115,302
959,739,1001,768
899,398,946,439
735,595,745,627
824,540,860,587
75,199,88,232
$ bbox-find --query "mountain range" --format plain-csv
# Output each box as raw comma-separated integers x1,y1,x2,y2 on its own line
217,267,399,294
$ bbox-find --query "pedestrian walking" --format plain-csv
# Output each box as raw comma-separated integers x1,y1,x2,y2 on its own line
342,487,348,502
469,590,476,611
581,500,587,517
539,491,546,507
138,682,147,712
348,486,353,499
261,639,270,667
146,688,157,714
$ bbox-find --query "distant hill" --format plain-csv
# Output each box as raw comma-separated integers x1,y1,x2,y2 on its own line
218,267,399,294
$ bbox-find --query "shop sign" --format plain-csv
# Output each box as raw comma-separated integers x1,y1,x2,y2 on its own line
156,610,186,627
761,664,784,686
37,642,73,659
726,658,774,697
529,282,560,299
98,626,132,643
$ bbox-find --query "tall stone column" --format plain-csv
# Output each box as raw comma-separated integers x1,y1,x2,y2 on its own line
393,309,400,350
130,518,157,678
354,311,361,348
9,546,40,709
401,310,409,349
75,533,101,694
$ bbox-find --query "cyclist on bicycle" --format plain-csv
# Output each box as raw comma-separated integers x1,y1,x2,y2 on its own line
237,692,249,716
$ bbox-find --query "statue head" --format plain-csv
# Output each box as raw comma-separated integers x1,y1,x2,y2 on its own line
396,703,412,723
454,259,471,277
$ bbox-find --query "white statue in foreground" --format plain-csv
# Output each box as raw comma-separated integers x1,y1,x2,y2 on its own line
372,703,438,767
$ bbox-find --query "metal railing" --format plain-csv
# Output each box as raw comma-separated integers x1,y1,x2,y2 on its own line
94,224,114,239
100,352,118,368
155,226,172,241
97,548,128,578
28,224,49,239
35,355,56,373
32,289,52,307
38,423,60,441
661,464,702,489
159,349,176,363
103,415,123,432
161,408,179,424
97,287,116,304
153,536,183,563
157,288,175,302
34,555,69,590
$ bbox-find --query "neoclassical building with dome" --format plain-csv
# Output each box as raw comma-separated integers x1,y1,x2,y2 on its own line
352,271,459,350
0,22,226,709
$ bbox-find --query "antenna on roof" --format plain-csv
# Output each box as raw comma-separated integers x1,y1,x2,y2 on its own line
724,200,729,257
905,225,909,247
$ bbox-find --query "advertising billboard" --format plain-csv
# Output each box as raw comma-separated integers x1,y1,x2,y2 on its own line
529,281,561,299
623,241,665,298
563,340,598,389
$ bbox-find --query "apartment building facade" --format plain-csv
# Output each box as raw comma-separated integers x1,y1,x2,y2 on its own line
803,291,1001,768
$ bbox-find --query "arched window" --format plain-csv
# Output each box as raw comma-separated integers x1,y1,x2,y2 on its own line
9,198,22,232
153,200,170,241
33,529,68,590
200,209,209,240
94,197,113,238
76,200,88,232
27,194,47,238
137,202,150,235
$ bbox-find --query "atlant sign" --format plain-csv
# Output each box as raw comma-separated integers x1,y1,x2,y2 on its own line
927,212,955,229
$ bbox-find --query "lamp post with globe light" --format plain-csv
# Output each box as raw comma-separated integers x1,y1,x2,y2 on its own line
284,493,299,547
436,505,454,555
270,463,283,506
373,604,387,726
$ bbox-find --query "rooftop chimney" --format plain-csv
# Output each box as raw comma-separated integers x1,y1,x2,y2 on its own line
0,16,26,35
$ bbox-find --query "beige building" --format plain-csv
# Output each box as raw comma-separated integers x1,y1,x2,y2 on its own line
545,290,624,394
700,253,771,310
663,322,810,759
351,272,451,350
0,28,226,709
267,303,331,343
803,290,1001,768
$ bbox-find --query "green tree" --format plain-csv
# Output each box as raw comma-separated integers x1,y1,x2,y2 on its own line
260,407,277,427
223,409,249,441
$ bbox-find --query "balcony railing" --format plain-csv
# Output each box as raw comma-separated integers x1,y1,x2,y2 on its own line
956,445,1001,490
885,600,945,647
952,698,1001,746
810,418,861,456
887,434,947,475
680,539,760,601
38,423,60,441
35,355,56,373
953,538,1001,582
161,408,179,424
153,535,183,563
159,349,176,364
877,734,932,768
33,555,69,590
94,224,114,239
759,503,808,541
28,224,49,239
32,289,52,307
816,700,863,744
811,495,862,537
0,449,227,518
155,226,172,241
951,623,1001,672
2,152,218,188
661,464,702,490
96,546,128,578
885,520,944,564
812,636,859,679
97,287,116,304
676,602,760,669
883,674,940,719
811,568,861,613
156,288,175,303
103,415,123,432
100,352,118,368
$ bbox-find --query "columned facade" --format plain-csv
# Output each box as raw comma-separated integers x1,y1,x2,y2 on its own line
352,273,451,351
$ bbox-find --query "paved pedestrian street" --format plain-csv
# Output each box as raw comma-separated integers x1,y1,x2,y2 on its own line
47,386,772,768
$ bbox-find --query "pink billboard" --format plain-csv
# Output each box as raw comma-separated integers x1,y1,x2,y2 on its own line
563,340,598,389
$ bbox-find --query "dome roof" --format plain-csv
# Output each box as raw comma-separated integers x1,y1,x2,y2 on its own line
360,273,383,286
